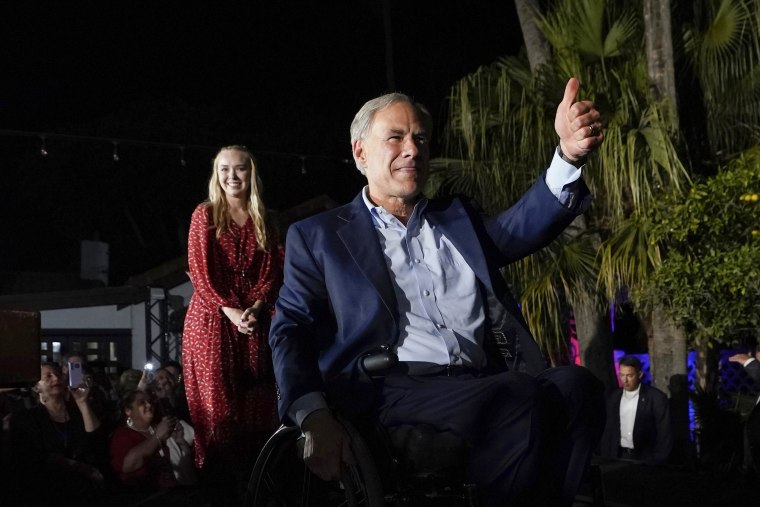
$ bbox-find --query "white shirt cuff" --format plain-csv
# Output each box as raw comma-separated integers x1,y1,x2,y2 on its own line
546,148,583,199
744,357,757,368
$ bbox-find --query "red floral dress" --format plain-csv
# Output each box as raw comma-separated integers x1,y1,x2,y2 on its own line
182,203,283,468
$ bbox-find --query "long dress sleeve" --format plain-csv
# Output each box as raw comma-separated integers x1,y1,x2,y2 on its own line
186,204,242,312
247,226,284,315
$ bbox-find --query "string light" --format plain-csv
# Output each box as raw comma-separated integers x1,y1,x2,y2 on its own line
0,129,348,169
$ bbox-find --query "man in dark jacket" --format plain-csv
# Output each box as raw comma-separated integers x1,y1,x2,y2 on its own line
270,79,606,506
600,355,673,464
729,348,760,474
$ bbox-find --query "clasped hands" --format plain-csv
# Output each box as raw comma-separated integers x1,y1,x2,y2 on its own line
232,301,262,334
555,77,604,162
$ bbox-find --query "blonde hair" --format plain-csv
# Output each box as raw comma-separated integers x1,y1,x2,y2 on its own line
207,145,269,250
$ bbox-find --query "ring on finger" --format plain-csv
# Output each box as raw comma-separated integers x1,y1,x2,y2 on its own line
588,124,598,136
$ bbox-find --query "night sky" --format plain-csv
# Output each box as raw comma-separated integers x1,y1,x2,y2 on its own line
0,1,523,284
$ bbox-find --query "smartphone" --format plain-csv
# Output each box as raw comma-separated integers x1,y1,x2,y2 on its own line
143,362,155,381
68,361,83,387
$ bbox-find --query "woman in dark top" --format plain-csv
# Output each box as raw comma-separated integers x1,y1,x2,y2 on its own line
10,363,107,502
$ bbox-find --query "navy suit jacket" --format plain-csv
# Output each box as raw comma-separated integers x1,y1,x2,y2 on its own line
745,360,760,387
599,383,673,464
745,360,760,462
269,174,590,424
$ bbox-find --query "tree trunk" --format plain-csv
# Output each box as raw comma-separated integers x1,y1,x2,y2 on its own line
648,307,687,393
573,298,617,391
558,214,616,389
514,0,550,73
643,0,678,121
649,307,691,463
693,339,719,395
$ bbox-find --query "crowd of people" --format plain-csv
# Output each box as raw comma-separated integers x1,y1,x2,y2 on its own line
0,357,199,505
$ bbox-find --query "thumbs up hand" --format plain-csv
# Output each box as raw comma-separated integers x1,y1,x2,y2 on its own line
554,77,604,163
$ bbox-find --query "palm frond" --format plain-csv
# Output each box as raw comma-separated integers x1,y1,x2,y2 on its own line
683,0,760,157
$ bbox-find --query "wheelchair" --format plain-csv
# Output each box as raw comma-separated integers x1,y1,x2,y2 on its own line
244,415,479,507
244,351,480,506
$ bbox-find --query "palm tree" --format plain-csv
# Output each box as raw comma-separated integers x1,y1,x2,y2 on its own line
428,1,688,389
431,0,760,397
605,0,760,392
514,0,550,72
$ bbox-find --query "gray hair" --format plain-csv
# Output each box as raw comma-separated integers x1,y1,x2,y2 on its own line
349,92,433,174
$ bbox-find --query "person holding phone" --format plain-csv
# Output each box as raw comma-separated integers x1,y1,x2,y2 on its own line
9,363,107,503
182,146,283,498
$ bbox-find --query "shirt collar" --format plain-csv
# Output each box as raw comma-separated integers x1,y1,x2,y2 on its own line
361,185,428,229
622,384,642,399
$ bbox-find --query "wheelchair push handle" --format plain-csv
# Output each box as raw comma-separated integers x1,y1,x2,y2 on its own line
361,347,399,373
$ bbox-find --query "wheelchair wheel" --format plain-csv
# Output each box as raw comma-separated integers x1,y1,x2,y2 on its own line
244,419,385,507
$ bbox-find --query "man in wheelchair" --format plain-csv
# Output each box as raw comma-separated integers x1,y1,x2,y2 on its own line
269,79,606,507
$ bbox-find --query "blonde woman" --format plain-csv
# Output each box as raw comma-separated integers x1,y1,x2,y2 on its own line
182,146,282,479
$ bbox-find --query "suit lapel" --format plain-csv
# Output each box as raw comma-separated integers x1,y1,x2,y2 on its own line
426,198,546,373
633,385,648,439
336,193,398,321
425,199,493,291
637,385,649,413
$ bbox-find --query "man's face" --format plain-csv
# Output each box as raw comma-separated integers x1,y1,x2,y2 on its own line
353,101,430,205
619,365,642,391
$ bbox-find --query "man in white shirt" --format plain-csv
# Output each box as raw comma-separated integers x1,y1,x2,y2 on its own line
599,355,673,464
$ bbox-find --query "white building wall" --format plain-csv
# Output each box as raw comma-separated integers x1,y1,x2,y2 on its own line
41,305,132,329
39,280,194,370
